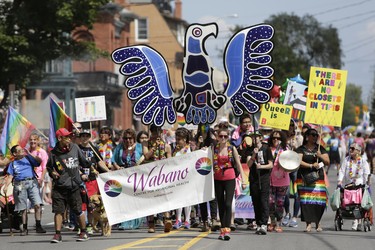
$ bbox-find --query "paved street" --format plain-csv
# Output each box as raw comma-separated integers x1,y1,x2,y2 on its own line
1,170,375,250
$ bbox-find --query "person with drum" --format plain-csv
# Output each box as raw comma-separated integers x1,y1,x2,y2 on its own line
268,130,290,233
295,128,329,232
3,145,45,235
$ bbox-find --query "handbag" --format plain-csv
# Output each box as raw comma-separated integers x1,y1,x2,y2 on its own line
361,188,373,210
330,188,341,211
301,170,319,185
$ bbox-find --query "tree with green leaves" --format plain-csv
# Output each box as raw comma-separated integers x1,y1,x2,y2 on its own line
342,83,362,127
264,13,342,85
0,0,108,106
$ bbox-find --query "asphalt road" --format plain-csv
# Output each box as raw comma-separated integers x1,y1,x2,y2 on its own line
1,170,374,250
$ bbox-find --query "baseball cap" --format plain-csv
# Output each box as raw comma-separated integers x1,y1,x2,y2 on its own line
248,131,263,137
79,129,91,136
56,128,72,137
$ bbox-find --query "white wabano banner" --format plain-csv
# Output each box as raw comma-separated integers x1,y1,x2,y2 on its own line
97,149,214,225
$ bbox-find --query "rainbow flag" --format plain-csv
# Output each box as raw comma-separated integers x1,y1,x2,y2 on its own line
49,98,73,148
0,106,35,156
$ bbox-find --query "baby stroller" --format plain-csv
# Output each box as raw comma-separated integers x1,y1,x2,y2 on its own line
334,184,371,232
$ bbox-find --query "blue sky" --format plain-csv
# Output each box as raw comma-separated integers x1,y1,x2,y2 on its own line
180,0,375,103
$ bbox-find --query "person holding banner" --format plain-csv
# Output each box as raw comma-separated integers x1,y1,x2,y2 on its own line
295,128,329,232
112,128,147,230
247,131,274,235
144,124,173,233
172,128,192,229
194,125,220,232
214,127,246,240
112,129,146,170
268,130,289,233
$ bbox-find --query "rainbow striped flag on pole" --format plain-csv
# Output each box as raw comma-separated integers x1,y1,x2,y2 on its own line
49,97,73,148
0,106,35,156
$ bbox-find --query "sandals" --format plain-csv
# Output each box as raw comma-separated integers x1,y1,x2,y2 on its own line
316,224,323,232
267,224,274,232
304,224,312,232
274,226,283,233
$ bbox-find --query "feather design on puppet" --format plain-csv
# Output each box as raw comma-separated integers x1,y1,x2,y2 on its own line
174,23,226,125
112,45,176,127
224,24,274,115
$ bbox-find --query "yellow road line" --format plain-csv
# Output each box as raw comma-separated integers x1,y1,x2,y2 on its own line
178,231,210,250
124,245,180,249
105,231,180,250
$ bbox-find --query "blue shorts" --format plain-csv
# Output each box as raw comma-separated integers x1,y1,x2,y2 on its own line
13,178,43,212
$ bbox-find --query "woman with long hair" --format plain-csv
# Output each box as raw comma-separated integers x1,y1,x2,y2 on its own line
268,130,289,232
213,127,246,240
295,128,330,232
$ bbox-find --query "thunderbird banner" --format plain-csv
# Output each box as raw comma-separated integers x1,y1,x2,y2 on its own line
97,149,214,225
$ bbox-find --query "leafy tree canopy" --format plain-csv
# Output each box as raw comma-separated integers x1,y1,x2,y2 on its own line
0,0,108,105
342,83,362,127
264,13,342,85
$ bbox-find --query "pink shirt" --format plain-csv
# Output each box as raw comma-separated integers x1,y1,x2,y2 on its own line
270,148,290,187
214,155,236,181
30,147,48,180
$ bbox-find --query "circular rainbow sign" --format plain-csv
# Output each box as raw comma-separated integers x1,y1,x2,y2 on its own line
104,180,122,197
195,157,212,175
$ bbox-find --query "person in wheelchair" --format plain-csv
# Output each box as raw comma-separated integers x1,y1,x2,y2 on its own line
337,143,370,231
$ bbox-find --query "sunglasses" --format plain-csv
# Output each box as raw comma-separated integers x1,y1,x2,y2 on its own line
349,147,357,151
218,135,228,139
309,133,318,137
123,137,133,140
273,137,281,140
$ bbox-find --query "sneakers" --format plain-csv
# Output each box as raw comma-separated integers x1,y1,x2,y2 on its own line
76,232,89,242
51,234,62,243
357,223,362,231
63,221,70,229
218,228,225,240
173,220,182,229
282,213,290,226
224,228,231,241
289,218,298,228
184,221,190,229
86,225,93,235
352,220,358,231
36,226,46,233
156,219,164,227
20,229,28,236
212,219,221,232
256,225,267,235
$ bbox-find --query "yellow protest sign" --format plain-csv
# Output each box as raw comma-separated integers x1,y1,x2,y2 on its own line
260,102,293,130
305,67,347,127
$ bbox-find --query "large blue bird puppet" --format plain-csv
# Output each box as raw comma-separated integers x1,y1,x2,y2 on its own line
174,23,226,124
111,23,274,126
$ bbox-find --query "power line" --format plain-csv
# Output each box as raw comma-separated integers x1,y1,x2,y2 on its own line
338,14,375,29
312,0,372,16
345,38,375,52
325,9,375,23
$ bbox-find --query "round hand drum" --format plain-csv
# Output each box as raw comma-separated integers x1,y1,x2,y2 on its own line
278,150,301,172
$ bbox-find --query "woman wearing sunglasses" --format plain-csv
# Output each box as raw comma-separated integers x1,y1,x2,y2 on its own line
213,127,246,240
337,143,370,231
295,128,330,232
268,130,289,233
